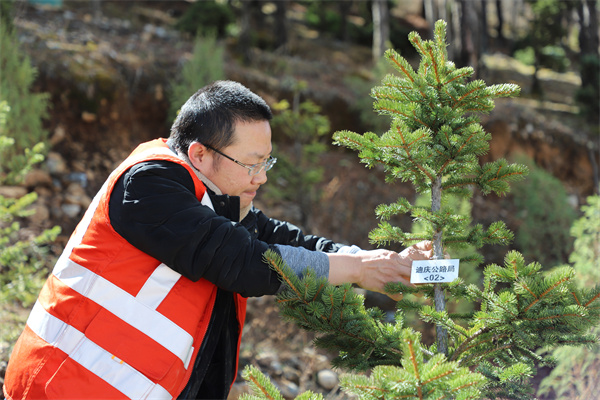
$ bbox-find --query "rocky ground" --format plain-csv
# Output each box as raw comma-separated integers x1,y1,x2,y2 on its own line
2,1,599,398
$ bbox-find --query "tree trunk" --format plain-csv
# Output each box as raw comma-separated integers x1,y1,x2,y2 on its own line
457,0,480,77
339,1,353,42
238,1,257,63
495,0,505,45
274,1,288,52
423,0,437,32
578,0,599,57
449,0,461,61
431,176,448,355
480,0,489,55
372,0,390,62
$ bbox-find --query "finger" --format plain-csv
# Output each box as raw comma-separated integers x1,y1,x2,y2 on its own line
387,293,403,301
414,240,432,251
410,246,431,261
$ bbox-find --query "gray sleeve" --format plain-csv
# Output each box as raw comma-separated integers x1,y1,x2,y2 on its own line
271,244,363,293
274,244,330,280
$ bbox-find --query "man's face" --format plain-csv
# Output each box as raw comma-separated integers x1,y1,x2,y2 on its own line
192,120,273,209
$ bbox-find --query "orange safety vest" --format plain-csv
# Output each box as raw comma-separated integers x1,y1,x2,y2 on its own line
3,139,248,399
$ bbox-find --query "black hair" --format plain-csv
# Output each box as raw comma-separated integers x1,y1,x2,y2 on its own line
169,80,272,154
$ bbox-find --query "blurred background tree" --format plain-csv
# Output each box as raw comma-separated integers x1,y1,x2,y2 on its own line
167,32,226,124
264,80,331,231
0,21,50,185
508,155,578,268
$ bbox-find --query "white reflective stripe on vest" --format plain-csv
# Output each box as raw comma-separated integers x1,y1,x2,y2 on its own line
52,257,194,367
136,263,182,310
27,301,172,400
31,144,197,396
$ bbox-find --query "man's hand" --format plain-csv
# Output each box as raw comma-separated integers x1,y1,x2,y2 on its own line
327,241,433,301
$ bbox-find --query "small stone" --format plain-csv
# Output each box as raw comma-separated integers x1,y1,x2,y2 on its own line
64,182,92,208
46,152,68,175
278,380,299,399
255,350,278,368
312,354,331,371
81,111,97,123
0,186,27,198
282,365,300,382
50,125,67,145
270,360,283,376
61,203,81,218
28,203,50,226
317,369,338,390
24,169,52,188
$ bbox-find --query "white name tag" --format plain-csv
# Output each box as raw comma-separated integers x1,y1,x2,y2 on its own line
411,259,460,284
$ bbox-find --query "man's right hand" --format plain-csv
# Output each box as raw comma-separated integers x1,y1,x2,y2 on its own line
327,241,433,300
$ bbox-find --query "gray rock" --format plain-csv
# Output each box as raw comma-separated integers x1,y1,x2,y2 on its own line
317,369,338,390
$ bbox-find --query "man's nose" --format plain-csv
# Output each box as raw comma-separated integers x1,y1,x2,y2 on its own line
251,169,268,185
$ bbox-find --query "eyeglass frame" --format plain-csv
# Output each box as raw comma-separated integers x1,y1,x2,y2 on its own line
203,144,277,176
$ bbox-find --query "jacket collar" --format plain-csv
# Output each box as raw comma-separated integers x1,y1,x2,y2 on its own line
166,138,253,222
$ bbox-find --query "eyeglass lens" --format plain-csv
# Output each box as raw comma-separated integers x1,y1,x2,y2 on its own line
249,157,276,176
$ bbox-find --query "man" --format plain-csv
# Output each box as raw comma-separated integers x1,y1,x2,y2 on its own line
3,81,432,399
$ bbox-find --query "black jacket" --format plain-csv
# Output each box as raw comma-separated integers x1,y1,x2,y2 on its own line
108,160,343,399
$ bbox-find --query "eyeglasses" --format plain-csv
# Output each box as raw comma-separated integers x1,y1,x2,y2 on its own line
204,144,277,176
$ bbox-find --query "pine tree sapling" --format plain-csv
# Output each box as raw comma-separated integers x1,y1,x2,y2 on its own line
334,19,524,355
252,20,600,400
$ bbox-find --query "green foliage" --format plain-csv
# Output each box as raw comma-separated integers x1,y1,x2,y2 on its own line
167,32,226,124
264,82,330,228
340,331,484,400
0,136,46,185
174,0,235,38
243,20,600,400
537,326,600,399
509,156,577,268
0,102,60,308
303,1,371,45
0,23,51,184
406,193,482,330
303,1,416,55
303,2,346,39
264,249,403,370
242,364,323,400
568,194,600,283
0,0,15,30
514,45,570,73
243,20,599,400
537,194,600,399
512,0,571,79
262,246,599,399
334,20,524,259
526,0,568,47
413,193,481,271
513,47,536,67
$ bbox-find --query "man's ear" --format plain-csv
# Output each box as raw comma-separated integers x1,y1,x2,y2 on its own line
188,142,208,171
